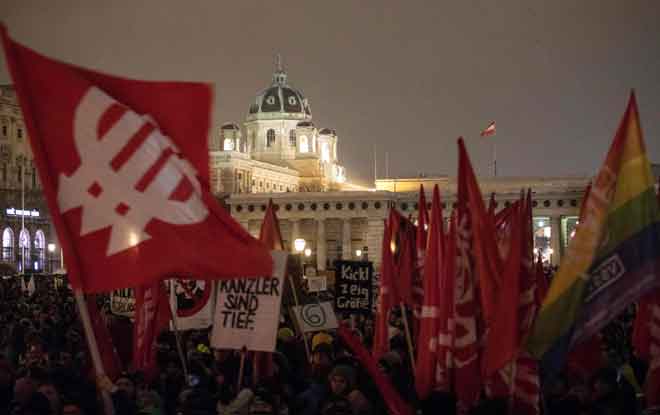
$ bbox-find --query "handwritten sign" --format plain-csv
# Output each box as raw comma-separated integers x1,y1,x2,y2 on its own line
292,302,338,333
334,261,373,314
110,288,135,317
211,251,287,352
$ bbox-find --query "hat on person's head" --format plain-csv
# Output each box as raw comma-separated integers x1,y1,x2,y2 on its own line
378,351,402,372
312,341,334,357
277,327,294,342
312,332,333,351
328,364,357,390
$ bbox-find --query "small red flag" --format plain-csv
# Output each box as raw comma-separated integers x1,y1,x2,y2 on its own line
134,281,172,382
86,295,123,381
0,26,272,292
253,200,284,384
480,121,496,137
373,219,395,359
338,325,414,415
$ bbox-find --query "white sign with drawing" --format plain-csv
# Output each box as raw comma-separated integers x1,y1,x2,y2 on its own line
292,302,338,333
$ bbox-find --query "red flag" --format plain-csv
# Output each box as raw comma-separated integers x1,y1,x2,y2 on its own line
413,185,429,309
0,26,272,293
253,199,284,384
483,202,522,377
436,211,457,392
85,295,122,381
133,281,172,382
390,209,417,307
414,185,445,399
454,138,483,411
338,325,414,415
374,219,395,359
259,199,284,251
480,121,496,137
457,138,502,324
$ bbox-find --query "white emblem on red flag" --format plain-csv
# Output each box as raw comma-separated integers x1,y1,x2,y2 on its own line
58,87,209,256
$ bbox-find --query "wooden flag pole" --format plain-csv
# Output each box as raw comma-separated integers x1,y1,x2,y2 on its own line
237,347,247,391
400,301,416,373
73,289,115,415
289,256,311,362
168,280,190,382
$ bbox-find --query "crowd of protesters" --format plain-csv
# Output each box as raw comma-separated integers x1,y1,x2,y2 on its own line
0,270,658,415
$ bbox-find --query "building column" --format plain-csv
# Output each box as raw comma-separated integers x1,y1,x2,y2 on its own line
550,215,562,266
367,218,385,269
290,219,300,254
317,219,327,271
238,220,249,233
342,219,352,260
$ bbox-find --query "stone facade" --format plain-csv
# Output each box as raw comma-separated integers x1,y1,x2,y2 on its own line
226,176,589,273
0,85,58,273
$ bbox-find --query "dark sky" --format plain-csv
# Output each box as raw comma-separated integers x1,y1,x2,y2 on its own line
2,1,660,186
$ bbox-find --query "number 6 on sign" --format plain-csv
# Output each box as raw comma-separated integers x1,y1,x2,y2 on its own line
292,302,338,333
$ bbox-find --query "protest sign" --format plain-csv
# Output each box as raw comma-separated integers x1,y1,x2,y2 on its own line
334,260,373,314
307,276,327,292
110,287,135,317
292,302,338,333
170,279,214,330
211,251,287,352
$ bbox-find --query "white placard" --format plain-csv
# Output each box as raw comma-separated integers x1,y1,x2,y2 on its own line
110,288,135,317
307,276,327,292
292,302,338,333
211,251,287,352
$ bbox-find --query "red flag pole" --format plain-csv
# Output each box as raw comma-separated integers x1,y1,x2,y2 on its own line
73,290,115,415
400,302,416,373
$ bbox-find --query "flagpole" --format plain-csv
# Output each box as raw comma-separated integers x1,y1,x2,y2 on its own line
373,144,377,186
167,280,190,382
73,289,115,415
493,140,497,177
399,302,416,373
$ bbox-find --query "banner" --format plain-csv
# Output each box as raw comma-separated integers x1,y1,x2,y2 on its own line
334,260,373,314
110,288,136,317
211,251,287,352
170,279,215,330
292,302,338,333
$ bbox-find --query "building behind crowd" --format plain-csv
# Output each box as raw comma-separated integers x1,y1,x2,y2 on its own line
2,60,657,278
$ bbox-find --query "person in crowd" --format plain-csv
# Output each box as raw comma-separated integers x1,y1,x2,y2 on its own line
323,364,371,415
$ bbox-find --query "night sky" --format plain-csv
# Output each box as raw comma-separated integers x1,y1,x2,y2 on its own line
2,1,660,186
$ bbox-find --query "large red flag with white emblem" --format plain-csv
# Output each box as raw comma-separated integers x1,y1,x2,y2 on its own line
1,26,272,292
414,185,444,399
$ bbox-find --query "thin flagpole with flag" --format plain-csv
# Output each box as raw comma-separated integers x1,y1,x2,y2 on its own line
481,121,497,176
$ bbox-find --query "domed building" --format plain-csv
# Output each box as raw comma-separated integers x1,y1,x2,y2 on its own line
210,57,347,195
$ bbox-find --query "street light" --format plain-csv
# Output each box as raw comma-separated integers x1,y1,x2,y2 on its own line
47,243,56,273
294,238,306,253
355,249,362,259
304,248,312,257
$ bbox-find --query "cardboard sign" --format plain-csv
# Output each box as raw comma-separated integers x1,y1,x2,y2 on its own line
334,261,373,314
292,301,338,333
110,288,135,317
211,251,287,352
170,279,215,330
307,276,327,292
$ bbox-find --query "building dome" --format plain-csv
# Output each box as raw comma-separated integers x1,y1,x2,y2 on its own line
221,122,240,131
248,56,312,119
318,128,336,136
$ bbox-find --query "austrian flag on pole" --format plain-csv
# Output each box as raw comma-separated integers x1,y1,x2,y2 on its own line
480,121,496,137
0,26,273,292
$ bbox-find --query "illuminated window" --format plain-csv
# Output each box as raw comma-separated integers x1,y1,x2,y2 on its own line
299,135,309,153
321,142,330,161
561,216,579,252
266,129,276,147
533,217,552,262
2,227,13,261
223,138,234,151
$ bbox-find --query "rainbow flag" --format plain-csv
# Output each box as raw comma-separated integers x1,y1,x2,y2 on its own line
527,92,660,372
